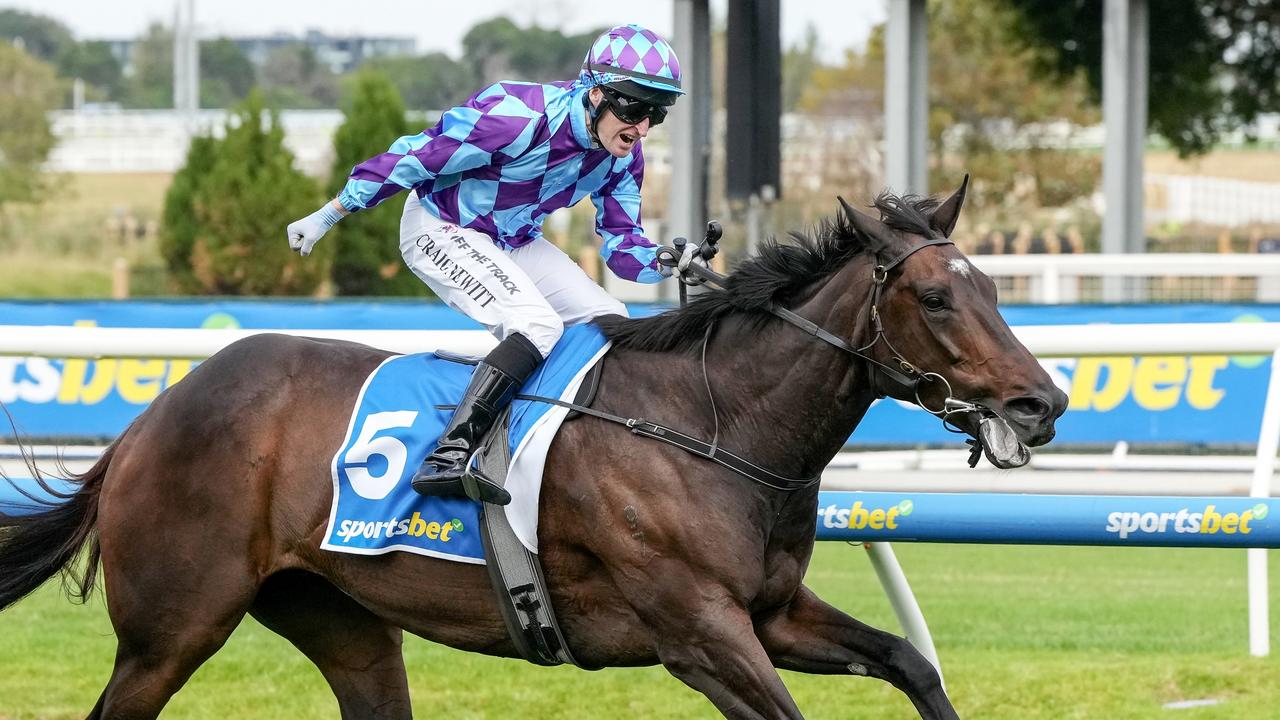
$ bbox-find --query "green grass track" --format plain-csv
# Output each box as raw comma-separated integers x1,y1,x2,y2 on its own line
1,543,1277,718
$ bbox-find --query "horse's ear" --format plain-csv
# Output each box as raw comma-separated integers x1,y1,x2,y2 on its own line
929,173,970,238
838,195,893,252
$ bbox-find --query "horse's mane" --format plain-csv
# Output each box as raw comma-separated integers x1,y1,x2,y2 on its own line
596,192,942,353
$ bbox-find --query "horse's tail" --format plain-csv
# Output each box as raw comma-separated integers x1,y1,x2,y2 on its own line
0,425,116,613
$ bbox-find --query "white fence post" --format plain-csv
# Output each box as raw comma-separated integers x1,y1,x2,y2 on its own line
863,542,943,683
1249,349,1280,656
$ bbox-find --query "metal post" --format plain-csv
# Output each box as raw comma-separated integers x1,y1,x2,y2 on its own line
885,0,928,195
1248,348,1280,656
172,0,199,127
668,0,711,302
173,1,186,113
1102,0,1148,300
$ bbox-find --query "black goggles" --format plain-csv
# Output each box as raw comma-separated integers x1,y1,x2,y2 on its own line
600,87,668,127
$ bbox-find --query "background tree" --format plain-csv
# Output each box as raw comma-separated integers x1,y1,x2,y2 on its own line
122,23,172,108
797,0,1100,223
782,25,821,113
159,134,218,292
57,40,123,101
177,91,328,294
1006,0,1280,156
199,38,256,108
0,42,60,208
260,43,339,108
924,0,1100,213
0,9,73,65
364,52,472,111
461,17,601,83
796,47,881,120
327,69,426,297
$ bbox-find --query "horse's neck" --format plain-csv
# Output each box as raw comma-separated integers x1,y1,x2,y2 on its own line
702,261,879,479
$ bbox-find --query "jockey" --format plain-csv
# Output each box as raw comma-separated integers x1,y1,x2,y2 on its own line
286,24,700,505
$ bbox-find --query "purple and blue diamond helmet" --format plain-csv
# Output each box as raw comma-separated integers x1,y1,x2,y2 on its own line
580,24,683,107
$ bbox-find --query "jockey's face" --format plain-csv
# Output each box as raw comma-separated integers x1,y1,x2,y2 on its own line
589,87,653,158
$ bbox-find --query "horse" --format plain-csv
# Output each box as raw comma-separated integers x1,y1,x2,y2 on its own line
0,180,1066,719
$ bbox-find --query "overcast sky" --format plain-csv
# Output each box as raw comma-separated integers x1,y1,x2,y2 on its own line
8,1,884,64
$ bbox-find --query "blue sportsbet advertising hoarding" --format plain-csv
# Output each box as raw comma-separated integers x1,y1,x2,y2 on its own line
0,300,1276,445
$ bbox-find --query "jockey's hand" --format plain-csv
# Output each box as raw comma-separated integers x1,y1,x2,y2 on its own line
286,201,345,257
677,243,710,285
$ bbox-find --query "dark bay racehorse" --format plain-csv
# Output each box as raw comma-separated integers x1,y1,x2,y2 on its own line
0,182,1065,719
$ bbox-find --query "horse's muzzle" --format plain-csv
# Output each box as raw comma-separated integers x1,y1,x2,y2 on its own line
1001,388,1068,447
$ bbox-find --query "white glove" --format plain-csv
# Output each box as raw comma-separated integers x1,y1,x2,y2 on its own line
677,243,710,284
286,202,345,257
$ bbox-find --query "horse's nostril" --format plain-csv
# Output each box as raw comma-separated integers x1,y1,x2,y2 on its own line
1005,395,1052,423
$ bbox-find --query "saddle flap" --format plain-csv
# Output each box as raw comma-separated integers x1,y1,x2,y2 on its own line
564,356,605,421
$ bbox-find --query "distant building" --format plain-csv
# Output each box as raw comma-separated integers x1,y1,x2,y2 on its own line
46,108,345,176
97,30,416,77
233,31,417,74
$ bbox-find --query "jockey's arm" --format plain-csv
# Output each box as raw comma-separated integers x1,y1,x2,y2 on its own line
289,97,537,257
336,95,537,213
591,149,666,284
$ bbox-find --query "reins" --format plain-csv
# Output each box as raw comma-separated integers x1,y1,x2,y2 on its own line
517,311,817,491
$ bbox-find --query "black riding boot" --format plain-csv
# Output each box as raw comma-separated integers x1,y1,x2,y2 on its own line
411,333,543,504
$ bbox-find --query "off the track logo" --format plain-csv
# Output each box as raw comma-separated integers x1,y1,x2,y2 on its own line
1104,503,1268,540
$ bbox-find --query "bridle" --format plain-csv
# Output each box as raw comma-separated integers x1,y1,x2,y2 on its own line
517,234,1006,494
686,237,992,434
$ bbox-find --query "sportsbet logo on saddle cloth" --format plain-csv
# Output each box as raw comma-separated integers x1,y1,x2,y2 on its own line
322,324,610,562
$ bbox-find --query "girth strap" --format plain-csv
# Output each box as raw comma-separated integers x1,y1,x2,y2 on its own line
515,393,821,492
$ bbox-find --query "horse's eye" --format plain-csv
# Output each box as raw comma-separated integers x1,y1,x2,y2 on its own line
922,294,948,311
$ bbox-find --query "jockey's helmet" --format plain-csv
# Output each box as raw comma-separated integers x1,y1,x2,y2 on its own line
581,24,683,109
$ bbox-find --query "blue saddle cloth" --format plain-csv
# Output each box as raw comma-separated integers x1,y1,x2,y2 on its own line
321,324,609,563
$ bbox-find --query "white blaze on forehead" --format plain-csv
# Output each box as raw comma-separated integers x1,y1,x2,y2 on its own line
946,258,973,277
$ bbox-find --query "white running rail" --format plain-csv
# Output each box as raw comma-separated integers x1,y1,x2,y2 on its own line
971,254,1280,303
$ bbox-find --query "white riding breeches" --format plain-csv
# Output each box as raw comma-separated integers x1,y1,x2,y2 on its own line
399,193,627,357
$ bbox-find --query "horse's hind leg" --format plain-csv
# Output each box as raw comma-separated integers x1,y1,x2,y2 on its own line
87,433,267,719
89,544,258,719
250,570,411,719
755,586,958,720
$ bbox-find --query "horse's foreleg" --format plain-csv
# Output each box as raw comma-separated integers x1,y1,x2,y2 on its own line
636,600,803,719
755,586,958,720
249,570,411,720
